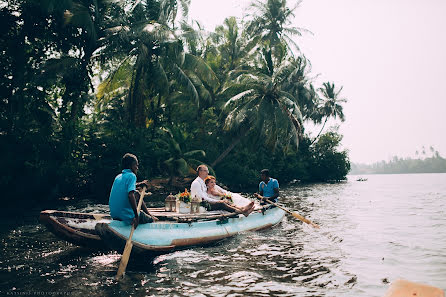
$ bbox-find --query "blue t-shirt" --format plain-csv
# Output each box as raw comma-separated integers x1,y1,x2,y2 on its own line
259,178,279,199
109,169,137,224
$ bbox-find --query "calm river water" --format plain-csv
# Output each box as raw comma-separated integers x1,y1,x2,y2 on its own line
1,173,445,296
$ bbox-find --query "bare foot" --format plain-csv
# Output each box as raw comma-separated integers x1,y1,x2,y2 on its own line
242,203,255,217
244,201,254,209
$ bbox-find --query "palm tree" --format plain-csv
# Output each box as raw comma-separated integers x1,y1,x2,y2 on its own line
245,0,309,55
211,58,304,167
429,146,435,157
215,17,243,71
95,0,219,128
311,82,346,144
22,0,128,160
279,55,320,122
160,126,209,184
180,16,257,109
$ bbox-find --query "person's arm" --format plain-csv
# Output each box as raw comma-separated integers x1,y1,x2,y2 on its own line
269,187,279,200
254,183,265,200
254,192,265,200
136,179,149,189
267,180,280,201
141,201,158,221
202,194,220,203
138,190,159,221
272,179,280,200
128,190,139,228
255,186,279,201
127,173,140,227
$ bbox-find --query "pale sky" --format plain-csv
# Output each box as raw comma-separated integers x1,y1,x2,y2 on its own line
189,0,446,164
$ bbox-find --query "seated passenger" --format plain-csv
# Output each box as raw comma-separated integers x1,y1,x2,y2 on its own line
190,165,254,216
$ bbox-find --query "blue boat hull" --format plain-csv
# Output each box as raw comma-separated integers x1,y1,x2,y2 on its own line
95,207,285,256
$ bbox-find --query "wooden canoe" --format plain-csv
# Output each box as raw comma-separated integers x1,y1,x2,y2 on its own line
95,206,285,256
39,210,112,248
39,207,164,248
40,205,285,256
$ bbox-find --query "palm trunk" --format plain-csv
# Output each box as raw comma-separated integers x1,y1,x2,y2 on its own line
211,129,249,168
311,117,328,145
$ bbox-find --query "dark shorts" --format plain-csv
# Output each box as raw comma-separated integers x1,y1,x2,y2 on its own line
113,212,153,224
260,198,278,205
138,212,153,224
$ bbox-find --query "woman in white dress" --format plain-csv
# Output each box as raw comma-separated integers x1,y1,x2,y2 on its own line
205,176,255,215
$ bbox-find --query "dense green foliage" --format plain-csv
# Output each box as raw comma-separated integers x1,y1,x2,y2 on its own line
1,0,350,206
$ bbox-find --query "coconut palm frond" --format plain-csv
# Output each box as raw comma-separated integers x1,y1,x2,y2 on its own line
152,59,170,97
223,89,254,108
185,71,213,104
172,64,200,107
183,54,220,91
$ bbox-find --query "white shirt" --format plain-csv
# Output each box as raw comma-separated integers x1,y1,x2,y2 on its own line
191,176,210,202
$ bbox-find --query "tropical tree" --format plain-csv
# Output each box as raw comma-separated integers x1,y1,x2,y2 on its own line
211,57,304,167
311,82,346,144
279,55,320,121
96,0,219,129
245,0,309,56
161,127,208,183
36,0,121,143
0,0,126,197
310,129,350,181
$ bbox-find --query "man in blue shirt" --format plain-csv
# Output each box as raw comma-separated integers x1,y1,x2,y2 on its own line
109,153,157,228
254,169,279,205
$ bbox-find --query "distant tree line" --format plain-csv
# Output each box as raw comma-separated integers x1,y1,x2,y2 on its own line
1,0,350,206
350,149,446,175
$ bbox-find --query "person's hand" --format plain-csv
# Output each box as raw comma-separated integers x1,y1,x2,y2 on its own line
151,215,159,222
132,216,139,229
254,193,263,200
136,180,150,189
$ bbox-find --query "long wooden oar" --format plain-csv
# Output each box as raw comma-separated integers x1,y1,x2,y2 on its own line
258,196,319,228
116,186,147,280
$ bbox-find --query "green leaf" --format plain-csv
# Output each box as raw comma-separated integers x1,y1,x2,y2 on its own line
183,150,206,159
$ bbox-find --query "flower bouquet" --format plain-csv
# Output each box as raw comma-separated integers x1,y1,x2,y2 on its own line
176,189,192,213
221,193,233,203
177,189,191,203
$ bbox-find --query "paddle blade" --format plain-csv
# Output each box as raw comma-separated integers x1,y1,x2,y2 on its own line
310,222,320,229
291,212,320,228
384,279,444,297
116,236,134,279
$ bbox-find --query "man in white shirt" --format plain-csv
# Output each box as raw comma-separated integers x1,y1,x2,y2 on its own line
190,164,210,202
190,165,254,216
